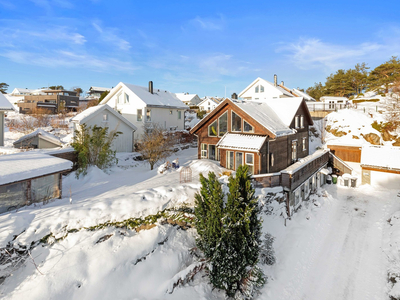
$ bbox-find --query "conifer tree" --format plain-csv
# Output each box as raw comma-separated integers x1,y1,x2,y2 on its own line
368,56,400,93
194,172,224,259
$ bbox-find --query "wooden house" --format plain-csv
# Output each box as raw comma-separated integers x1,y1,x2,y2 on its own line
190,97,313,175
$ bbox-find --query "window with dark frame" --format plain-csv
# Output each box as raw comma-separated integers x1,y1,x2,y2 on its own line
232,111,242,132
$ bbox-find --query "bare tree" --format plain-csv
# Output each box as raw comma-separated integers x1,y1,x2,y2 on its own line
137,124,173,170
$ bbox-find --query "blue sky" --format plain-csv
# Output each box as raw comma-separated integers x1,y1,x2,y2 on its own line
1,0,400,97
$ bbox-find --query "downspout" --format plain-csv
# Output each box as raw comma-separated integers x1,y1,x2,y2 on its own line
266,137,270,174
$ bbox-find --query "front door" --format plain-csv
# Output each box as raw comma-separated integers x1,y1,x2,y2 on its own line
209,145,216,160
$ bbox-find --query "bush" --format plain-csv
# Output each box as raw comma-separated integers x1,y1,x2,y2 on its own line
196,110,207,119
71,124,121,177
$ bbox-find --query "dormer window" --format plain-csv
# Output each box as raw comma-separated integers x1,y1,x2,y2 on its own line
255,86,259,93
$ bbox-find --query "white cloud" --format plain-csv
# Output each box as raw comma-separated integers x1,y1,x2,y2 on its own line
279,34,400,72
187,15,225,31
92,22,131,51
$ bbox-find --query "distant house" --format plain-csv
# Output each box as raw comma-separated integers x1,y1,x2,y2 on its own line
292,88,316,102
175,93,202,106
13,129,62,149
87,86,111,99
18,89,79,114
0,152,72,214
0,93,15,146
71,104,137,152
198,97,222,112
10,88,45,96
239,76,299,100
360,145,400,189
99,81,187,142
320,96,349,110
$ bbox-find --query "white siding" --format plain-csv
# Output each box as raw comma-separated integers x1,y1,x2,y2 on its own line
0,112,4,146
240,81,283,100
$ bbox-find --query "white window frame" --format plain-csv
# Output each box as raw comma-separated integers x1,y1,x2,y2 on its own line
227,151,234,170
137,109,142,121
231,111,242,132
125,93,129,104
178,111,182,119
260,85,264,92
235,152,244,170
201,143,208,158
208,120,218,137
295,115,299,128
292,140,297,162
302,137,307,151
102,113,108,122
245,153,254,174
255,85,259,93
300,115,304,128
117,92,123,104
270,153,274,167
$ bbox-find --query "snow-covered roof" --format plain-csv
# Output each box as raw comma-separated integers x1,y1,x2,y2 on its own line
239,77,295,98
216,133,267,151
175,93,198,103
320,96,348,101
70,104,137,131
0,152,72,185
101,82,187,109
198,97,221,107
234,100,295,137
10,88,45,95
264,97,303,127
13,129,62,146
282,149,330,174
89,86,111,92
360,145,400,170
0,93,14,111
292,89,315,101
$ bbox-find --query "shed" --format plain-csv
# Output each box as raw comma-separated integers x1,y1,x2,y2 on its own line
70,104,137,152
360,145,400,188
13,129,62,149
0,152,72,214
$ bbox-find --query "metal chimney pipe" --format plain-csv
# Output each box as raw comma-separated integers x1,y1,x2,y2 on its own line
274,74,277,87
281,81,284,86
231,92,238,100
149,81,153,94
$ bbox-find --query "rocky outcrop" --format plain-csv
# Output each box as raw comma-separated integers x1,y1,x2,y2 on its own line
362,133,381,145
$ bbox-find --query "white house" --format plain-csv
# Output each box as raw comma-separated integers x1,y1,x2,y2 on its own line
239,76,298,100
320,96,349,110
175,93,202,106
87,86,111,99
198,97,222,112
99,82,187,142
71,104,137,152
10,88,45,96
0,93,15,146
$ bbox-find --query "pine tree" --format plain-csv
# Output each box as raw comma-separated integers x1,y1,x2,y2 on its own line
368,56,400,93
194,172,224,258
209,165,264,298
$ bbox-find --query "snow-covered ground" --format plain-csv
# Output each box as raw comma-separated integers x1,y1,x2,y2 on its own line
1,145,399,299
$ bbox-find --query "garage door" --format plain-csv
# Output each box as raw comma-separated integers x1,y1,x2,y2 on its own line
371,171,400,189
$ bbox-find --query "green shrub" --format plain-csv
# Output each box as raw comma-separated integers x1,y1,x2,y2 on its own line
71,124,121,177
196,110,207,119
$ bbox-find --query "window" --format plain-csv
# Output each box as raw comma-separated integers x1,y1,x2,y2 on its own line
125,93,129,103
300,115,304,128
243,120,253,132
270,153,274,167
260,85,264,92
232,111,242,132
302,137,307,151
295,116,299,128
118,93,123,104
245,153,254,174
208,120,218,136
201,144,207,158
218,112,227,136
137,109,142,121
209,145,216,160
294,189,301,207
146,109,151,121
291,140,297,162
178,111,182,119
235,152,243,170
227,151,234,170
170,110,173,115
255,86,259,93
103,114,108,122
